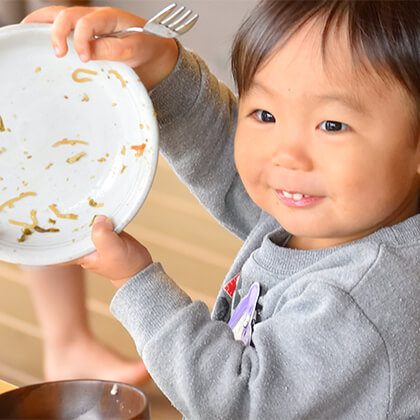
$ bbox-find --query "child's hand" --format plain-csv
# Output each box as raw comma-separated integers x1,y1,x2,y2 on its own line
22,6,178,90
74,215,153,288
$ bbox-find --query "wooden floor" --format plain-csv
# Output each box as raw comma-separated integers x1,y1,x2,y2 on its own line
0,158,242,419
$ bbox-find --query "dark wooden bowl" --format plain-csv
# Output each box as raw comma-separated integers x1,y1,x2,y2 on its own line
0,379,149,419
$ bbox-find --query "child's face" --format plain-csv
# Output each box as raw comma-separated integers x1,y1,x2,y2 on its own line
235,20,420,250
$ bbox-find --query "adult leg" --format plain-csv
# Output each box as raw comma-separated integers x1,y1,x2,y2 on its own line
24,265,149,384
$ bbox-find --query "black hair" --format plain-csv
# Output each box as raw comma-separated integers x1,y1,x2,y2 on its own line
231,0,420,121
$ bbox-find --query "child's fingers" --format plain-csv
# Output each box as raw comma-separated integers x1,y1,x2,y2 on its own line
78,250,101,271
22,5,167,80
90,215,126,258
89,35,142,65
72,8,145,63
49,250,97,267
23,6,98,58
51,7,97,58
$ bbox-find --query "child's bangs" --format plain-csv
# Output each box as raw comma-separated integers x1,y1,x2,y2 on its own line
232,0,420,116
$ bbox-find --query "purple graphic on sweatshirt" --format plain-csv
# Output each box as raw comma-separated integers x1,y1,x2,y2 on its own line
228,282,260,345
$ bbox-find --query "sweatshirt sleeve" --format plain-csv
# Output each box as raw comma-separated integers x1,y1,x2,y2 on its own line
111,264,389,420
149,45,261,240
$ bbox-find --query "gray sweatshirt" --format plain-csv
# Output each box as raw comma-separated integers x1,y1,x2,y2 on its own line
110,46,420,419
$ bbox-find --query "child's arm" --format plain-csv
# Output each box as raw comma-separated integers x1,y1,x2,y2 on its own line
24,6,262,240
149,46,262,239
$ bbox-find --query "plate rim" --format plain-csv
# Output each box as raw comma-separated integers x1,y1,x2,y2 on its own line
0,22,159,265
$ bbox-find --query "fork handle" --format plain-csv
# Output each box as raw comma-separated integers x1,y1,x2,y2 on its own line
93,27,146,40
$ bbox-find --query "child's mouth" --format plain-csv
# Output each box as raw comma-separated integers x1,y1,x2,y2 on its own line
276,190,324,208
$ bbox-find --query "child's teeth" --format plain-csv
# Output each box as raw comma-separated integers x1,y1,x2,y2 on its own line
282,190,306,200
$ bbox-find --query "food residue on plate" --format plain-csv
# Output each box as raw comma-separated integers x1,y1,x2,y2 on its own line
0,116,5,132
66,152,86,164
9,209,38,229
45,163,53,170
82,93,89,102
49,204,78,220
88,198,104,208
34,226,60,233
0,147,7,155
72,68,98,83
121,146,126,155
0,192,36,212
131,144,146,157
17,228,32,243
34,67,41,72
108,70,126,88
121,165,127,174
10,210,60,242
53,138,88,147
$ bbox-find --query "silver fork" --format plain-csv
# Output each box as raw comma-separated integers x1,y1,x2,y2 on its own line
93,3,199,40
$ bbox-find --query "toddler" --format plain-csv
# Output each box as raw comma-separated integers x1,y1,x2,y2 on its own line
25,1,420,418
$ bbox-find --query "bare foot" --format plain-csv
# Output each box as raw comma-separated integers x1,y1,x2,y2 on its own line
43,334,150,386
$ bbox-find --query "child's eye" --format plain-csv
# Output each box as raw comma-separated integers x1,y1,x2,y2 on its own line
318,120,349,132
254,110,276,123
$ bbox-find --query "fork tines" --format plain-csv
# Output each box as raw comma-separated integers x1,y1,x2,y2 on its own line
150,3,199,34
174,13,199,34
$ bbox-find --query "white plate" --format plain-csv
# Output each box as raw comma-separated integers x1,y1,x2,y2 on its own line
0,23,159,265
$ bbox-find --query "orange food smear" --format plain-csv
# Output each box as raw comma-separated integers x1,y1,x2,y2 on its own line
130,144,146,157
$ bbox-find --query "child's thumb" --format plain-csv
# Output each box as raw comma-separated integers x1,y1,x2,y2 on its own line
91,215,122,253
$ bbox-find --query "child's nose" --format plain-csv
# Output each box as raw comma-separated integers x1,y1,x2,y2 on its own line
271,134,312,171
